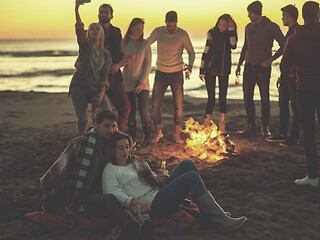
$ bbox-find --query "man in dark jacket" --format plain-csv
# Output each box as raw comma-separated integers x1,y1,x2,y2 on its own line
76,3,130,133
280,1,320,187
267,5,300,146
98,4,131,132
236,1,284,138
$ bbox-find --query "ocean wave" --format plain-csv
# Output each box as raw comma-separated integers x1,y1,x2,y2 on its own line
0,69,75,78
0,50,78,57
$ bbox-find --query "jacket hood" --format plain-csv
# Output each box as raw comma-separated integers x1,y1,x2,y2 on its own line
295,22,320,39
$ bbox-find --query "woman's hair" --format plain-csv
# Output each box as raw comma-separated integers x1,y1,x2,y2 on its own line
123,18,145,45
109,131,133,165
212,14,237,32
87,23,106,51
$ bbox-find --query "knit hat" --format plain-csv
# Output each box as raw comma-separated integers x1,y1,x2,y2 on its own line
247,1,262,16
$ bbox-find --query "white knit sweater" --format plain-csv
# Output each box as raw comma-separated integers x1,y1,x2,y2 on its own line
102,162,158,208
122,38,152,92
148,26,195,73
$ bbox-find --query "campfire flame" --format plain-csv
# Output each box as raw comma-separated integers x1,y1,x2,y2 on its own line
183,117,233,163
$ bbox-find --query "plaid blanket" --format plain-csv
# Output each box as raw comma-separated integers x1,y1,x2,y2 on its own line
40,136,82,213
25,203,199,236
66,127,97,213
40,127,98,214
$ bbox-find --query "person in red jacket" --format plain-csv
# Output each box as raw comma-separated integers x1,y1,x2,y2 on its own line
280,1,320,187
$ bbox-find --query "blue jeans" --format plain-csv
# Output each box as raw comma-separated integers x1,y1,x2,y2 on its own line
70,85,111,135
243,63,271,125
127,90,151,124
205,73,229,114
84,193,124,225
152,70,184,126
298,90,320,179
150,159,207,219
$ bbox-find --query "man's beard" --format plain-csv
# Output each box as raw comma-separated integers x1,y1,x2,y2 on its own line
99,18,110,24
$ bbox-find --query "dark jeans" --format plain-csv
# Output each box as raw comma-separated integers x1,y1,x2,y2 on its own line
106,82,131,132
243,63,271,125
127,90,151,125
205,73,229,114
70,85,111,135
84,193,124,224
151,159,207,219
152,70,184,126
279,76,300,139
298,90,320,179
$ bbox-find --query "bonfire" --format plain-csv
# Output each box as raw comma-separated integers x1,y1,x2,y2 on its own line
183,117,235,163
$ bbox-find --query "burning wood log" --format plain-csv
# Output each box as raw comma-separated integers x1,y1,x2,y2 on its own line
183,118,235,163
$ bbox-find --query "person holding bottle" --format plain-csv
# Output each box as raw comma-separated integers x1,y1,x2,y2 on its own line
122,18,152,148
199,14,238,134
102,131,247,238
147,11,195,144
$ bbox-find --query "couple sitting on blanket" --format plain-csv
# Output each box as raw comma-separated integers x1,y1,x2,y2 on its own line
64,109,246,239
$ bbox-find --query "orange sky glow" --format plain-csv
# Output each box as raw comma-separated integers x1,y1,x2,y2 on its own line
0,0,306,39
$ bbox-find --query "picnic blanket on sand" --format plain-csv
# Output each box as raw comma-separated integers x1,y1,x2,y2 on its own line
24,204,200,236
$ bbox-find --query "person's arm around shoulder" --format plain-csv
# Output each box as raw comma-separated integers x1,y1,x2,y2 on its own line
261,23,285,68
147,27,158,46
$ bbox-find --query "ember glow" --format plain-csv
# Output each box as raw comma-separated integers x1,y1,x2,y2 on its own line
183,117,232,163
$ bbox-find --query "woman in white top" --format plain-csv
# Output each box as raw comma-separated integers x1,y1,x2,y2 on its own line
102,131,247,232
122,18,152,147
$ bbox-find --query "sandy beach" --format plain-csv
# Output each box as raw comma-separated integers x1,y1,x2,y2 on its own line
0,90,319,240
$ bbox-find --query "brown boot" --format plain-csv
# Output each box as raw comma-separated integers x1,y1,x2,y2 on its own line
204,114,212,127
140,121,151,147
219,113,227,134
261,123,271,138
236,123,256,137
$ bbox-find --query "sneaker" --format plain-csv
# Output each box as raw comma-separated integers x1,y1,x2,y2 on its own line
261,125,271,138
295,176,319,187
266,134,286,142
280,138,298,147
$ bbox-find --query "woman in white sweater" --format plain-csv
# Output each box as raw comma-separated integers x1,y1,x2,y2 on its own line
102,131,247,233
122,18,152,147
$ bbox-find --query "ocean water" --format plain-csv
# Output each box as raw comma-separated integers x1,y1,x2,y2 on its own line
0,37,282,101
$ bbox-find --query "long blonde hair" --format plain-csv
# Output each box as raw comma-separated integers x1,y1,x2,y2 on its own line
87,23,106,51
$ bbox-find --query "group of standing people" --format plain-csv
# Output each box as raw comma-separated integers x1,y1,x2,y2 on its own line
69,1,195,147
68,0,320,187
41,0,320,239
201,0,320,188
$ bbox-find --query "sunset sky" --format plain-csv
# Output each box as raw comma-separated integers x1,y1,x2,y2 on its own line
1,0,306,39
